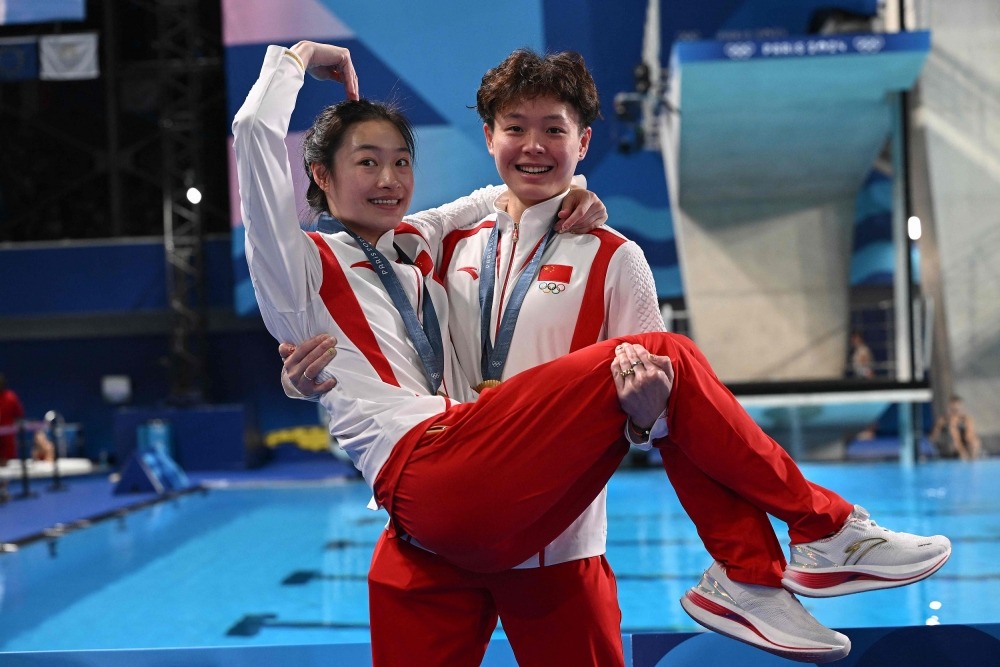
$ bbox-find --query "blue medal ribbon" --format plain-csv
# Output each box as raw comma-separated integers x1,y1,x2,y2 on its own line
479,221,555,382
319,214,444,394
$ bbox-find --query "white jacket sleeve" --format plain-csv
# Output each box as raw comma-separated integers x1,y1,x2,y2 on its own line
402,184,506,261
232,45,324,343
605,241,666,337
605,240,669,444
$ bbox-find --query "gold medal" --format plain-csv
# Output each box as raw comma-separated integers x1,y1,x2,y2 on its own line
474,379,502,393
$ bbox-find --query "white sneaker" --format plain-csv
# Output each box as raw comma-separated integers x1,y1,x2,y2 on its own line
783,505,952,598
680,561,851,663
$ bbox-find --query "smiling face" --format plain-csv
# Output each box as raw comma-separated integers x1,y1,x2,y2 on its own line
312,119,414,244
484,94,591,222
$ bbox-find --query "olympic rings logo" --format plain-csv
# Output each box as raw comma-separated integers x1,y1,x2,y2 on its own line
853,36,885,54
538,282,566,294
723,42,756,60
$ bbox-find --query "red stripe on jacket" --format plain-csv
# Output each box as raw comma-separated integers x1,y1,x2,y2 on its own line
440,218,497,285
395,222,440,285
569,229,626,352
308,232,400,387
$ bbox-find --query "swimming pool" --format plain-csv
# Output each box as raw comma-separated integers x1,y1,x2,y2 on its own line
1,480,380,651
1,461,996,652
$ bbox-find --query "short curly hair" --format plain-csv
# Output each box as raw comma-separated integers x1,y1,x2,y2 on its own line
476,49,601,130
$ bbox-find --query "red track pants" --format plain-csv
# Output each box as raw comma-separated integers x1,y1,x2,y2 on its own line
368,533,624,667
374,332,852,581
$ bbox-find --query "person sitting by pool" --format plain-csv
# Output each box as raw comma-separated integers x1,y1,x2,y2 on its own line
930,395,983,460
32,430,55,462
233,40,952,665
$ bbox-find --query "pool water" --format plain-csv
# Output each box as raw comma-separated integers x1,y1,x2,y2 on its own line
1,461,997,652
1,481,378,650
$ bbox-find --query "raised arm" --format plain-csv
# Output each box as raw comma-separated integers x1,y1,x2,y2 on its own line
232,45,323,339
232,43,356,345
401,178,608,263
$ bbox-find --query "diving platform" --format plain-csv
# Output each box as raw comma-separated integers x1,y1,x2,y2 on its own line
659,31,931,385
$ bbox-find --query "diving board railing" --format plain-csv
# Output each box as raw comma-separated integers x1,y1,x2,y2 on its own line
0,412,81,502
660,295,936,464
735,383,932,464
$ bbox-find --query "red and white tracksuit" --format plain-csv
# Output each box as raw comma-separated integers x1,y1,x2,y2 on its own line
370,193,666,666
235,45,853,667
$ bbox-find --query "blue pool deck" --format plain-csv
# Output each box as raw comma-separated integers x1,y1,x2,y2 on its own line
2,456,999,666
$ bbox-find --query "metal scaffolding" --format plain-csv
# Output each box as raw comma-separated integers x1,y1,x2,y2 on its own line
150,0,216,403
103,0,224,402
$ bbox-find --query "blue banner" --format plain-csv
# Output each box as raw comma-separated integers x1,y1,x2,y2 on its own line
674,30,931,65
0,0,85,26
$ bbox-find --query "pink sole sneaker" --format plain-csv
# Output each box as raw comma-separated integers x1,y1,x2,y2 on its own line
681,562,851,663
783,505,952,598
783,548,951,597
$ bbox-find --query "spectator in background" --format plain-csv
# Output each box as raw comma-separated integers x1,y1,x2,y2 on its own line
849,330,875,379
32,430,56,462
0,372,26,465
930,395,983,460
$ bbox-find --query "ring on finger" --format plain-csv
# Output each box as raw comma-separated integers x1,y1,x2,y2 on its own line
302,373,314,382
630,360,643,368
620,367,636,378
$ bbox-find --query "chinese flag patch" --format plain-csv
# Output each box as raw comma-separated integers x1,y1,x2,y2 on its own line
538,264,573,283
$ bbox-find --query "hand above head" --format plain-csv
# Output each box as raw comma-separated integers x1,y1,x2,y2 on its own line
290,41,360,100
279,334,339,398
611,342,674,430
555,187,607,234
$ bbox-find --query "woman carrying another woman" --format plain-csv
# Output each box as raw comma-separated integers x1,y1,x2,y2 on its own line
233,41,951,665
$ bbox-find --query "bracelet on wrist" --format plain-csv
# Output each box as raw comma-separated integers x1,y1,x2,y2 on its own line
627,417,652,440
